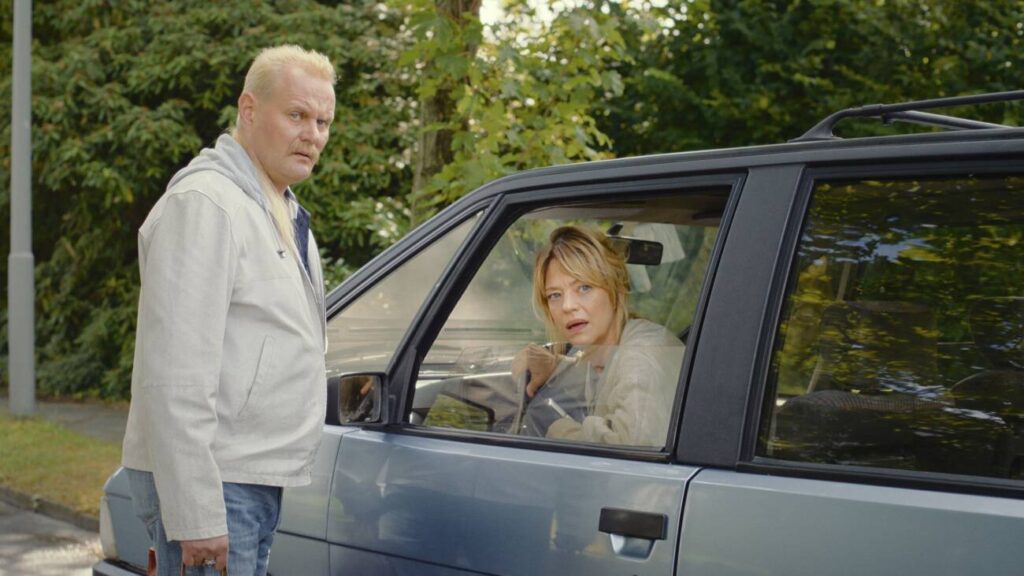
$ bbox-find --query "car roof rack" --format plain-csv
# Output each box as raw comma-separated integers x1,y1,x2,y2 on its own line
792,90,1024,143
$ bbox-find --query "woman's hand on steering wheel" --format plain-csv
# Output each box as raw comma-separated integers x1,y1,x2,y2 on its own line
512,344,559,397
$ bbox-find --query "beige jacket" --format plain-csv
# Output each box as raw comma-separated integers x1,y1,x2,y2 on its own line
122,138,326,541
547,319,684,446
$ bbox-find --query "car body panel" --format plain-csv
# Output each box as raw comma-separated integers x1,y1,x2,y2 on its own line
268,532,331,575
678,164,803,466
92,559,144,576
95,427,352,575
100,469,150,570
677,469,1024,576
275,426,352,540
326,429,698,575
265,427,352,574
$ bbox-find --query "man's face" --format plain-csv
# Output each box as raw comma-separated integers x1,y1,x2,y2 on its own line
244,67,335,192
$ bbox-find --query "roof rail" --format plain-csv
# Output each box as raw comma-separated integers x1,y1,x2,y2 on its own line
792,90,1024,143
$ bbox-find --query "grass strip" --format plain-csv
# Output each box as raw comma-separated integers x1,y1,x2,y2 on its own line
0,412,121,518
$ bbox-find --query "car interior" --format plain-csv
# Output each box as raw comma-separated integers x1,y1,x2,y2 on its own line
764,174,1024,479
409,191,729,446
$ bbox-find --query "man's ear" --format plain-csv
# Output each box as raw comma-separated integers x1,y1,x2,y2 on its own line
238,92,257,126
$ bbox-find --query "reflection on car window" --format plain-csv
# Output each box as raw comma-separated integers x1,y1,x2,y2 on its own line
326,215,480,376
412,192,726,450
760,174,1024,480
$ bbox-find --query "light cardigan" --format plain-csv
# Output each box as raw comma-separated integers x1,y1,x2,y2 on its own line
546,318,685,446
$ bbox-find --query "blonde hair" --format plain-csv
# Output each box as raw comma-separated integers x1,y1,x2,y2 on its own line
241,44,336,101
260,170,297,256
532,226,630,343
233,45,335,258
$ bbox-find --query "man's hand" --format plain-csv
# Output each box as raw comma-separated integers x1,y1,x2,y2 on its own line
180,534,229,573
512,344,559,398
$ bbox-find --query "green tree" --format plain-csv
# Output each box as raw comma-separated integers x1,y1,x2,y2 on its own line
1,0,628,399
0,0,417,397
602,0,1024,155
400,0,629,224
406,0,482,227
3,0,1024,400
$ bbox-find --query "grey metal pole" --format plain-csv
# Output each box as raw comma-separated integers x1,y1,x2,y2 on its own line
8,0,34,416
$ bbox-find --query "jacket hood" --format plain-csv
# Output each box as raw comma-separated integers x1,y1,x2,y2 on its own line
167,134,267,208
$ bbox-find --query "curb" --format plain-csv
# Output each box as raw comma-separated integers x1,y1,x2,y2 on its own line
0,484,99,532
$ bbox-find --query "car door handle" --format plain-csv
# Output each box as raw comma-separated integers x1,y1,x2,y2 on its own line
598,507,668,541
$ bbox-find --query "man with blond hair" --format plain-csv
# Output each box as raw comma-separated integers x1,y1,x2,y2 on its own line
121,45,336,575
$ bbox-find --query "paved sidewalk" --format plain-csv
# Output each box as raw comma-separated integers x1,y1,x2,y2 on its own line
0,499,102,576
0,399,129,446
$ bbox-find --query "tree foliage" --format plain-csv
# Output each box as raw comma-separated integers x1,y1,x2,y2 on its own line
401,0,627,223
406,0,481,226
1,0,416,397
1,0,1022,399
601,0,1024,154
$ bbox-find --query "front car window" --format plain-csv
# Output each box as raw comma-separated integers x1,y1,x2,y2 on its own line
410,191,727,450
326,215,480,376
760,174,1024,480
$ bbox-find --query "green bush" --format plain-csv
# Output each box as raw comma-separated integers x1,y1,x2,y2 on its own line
1,0,417,399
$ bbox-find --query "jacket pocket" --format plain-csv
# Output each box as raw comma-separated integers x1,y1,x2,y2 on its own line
237,335,276,420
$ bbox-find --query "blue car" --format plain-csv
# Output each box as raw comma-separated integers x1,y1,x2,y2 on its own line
96,92,1024,575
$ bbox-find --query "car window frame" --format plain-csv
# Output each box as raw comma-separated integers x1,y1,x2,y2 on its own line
385,172,746,462
325,199,496,318
742,157,1024,499
323,196,497,425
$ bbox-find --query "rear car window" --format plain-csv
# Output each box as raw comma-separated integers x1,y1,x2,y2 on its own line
759,173,1024,480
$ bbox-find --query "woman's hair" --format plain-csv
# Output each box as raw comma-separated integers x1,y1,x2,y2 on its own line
532,225,630,342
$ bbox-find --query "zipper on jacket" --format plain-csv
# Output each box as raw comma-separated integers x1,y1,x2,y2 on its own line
261,207,289,260
261,196,326,344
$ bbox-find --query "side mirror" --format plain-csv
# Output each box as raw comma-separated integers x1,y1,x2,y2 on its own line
326,373,383,426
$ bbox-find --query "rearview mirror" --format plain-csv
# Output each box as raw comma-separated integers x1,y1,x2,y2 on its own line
326,373,383,425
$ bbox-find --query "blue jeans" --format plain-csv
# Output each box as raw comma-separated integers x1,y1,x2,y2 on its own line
125,468,282,576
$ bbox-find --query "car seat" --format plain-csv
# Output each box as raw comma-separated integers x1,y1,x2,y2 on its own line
773,300,1005,474
807,300,938,395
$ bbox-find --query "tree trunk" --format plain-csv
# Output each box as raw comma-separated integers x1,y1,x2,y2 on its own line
410,0,481,226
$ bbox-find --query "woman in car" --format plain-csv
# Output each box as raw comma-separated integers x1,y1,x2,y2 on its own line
515,225,685,447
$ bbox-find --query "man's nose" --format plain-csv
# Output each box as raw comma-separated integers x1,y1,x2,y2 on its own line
299,119,318,141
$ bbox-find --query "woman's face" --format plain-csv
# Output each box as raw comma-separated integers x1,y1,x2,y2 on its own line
544,259,619,347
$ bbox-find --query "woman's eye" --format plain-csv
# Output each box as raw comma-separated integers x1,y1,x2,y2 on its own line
578,284,592,294
546,292,561,302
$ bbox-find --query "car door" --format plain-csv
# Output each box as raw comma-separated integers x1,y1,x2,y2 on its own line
321,173,742,575
267,205,488,575
677,155,1024,575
